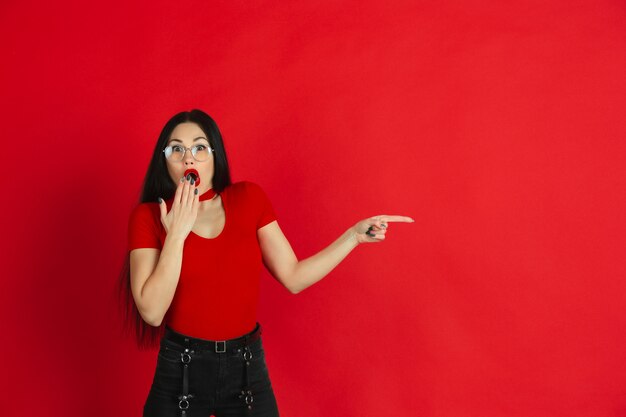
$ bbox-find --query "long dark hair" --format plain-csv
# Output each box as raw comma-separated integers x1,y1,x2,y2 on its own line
116,109,232,349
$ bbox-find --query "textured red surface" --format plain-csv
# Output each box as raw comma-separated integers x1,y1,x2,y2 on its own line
1,1,625,416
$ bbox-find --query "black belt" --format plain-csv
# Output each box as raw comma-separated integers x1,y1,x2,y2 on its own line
164,323,262,353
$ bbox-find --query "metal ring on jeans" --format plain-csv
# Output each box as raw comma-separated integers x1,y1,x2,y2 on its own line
179,395,191,410
181,348,192,364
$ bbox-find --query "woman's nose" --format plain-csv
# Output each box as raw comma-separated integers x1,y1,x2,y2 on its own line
183,148,195,164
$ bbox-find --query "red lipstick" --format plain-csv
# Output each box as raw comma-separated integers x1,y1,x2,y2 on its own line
183,168,200,186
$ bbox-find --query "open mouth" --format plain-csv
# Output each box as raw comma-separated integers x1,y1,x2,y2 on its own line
183,169,200,186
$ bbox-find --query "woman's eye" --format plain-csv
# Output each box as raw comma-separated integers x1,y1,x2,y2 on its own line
195,145,206,151
172,145,184,152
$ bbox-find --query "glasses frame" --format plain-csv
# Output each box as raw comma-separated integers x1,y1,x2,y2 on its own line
162,144,215,162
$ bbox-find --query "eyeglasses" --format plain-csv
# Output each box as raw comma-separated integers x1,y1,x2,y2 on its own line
162,144,214,162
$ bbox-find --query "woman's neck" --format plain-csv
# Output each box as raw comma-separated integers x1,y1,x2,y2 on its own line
198,187,217,202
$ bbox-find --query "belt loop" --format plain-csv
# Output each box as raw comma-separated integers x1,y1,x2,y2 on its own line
239,345,254,412
239,328,254,412
178,337,194,416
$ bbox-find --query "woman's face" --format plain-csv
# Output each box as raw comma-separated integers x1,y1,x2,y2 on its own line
165,122,215,192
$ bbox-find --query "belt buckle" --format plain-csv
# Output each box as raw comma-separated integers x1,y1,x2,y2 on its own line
215,340,226,353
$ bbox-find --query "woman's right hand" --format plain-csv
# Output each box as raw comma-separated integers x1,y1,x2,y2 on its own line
158,176,200,240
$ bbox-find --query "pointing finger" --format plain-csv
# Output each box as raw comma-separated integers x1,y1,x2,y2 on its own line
377,215,415,223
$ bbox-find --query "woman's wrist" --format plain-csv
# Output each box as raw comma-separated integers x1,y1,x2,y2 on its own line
347,225,361,247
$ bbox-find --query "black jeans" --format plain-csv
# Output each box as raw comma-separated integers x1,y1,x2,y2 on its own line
143,323,280,417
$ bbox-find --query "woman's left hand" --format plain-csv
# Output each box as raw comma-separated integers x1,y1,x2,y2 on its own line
352,215,415,244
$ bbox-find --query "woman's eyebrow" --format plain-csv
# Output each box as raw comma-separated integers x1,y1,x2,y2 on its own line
168,137,209,144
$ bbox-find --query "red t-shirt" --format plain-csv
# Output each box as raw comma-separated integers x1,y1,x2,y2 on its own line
127,181,277,340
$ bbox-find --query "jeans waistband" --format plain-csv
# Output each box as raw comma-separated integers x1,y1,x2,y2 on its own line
163,323,262,353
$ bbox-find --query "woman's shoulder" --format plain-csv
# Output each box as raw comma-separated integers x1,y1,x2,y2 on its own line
226,180,266,195
129,201,160,221
223,182,272,208
128,202,162,238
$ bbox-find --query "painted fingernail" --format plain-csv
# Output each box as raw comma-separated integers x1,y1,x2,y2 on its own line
190,179,195,185
158,197,163,204
187,175,191,181
194,188,198,195
180,177,185,183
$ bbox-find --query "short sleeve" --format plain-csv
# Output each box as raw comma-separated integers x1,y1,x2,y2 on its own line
245,182,277,229
128,203,162,251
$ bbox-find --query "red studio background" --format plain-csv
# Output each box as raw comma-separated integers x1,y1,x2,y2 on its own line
1,1,625,416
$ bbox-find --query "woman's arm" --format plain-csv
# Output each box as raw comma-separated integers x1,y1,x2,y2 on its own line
130,178,200,326
130,234,186,326
257,215,414,294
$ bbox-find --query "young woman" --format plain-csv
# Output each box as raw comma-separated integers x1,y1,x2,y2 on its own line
118,109,414,417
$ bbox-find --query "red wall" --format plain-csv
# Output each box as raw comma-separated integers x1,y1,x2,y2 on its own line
2,1,626,416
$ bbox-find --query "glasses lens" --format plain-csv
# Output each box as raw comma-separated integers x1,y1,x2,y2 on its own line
164,145,186,161
192,145,210,161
